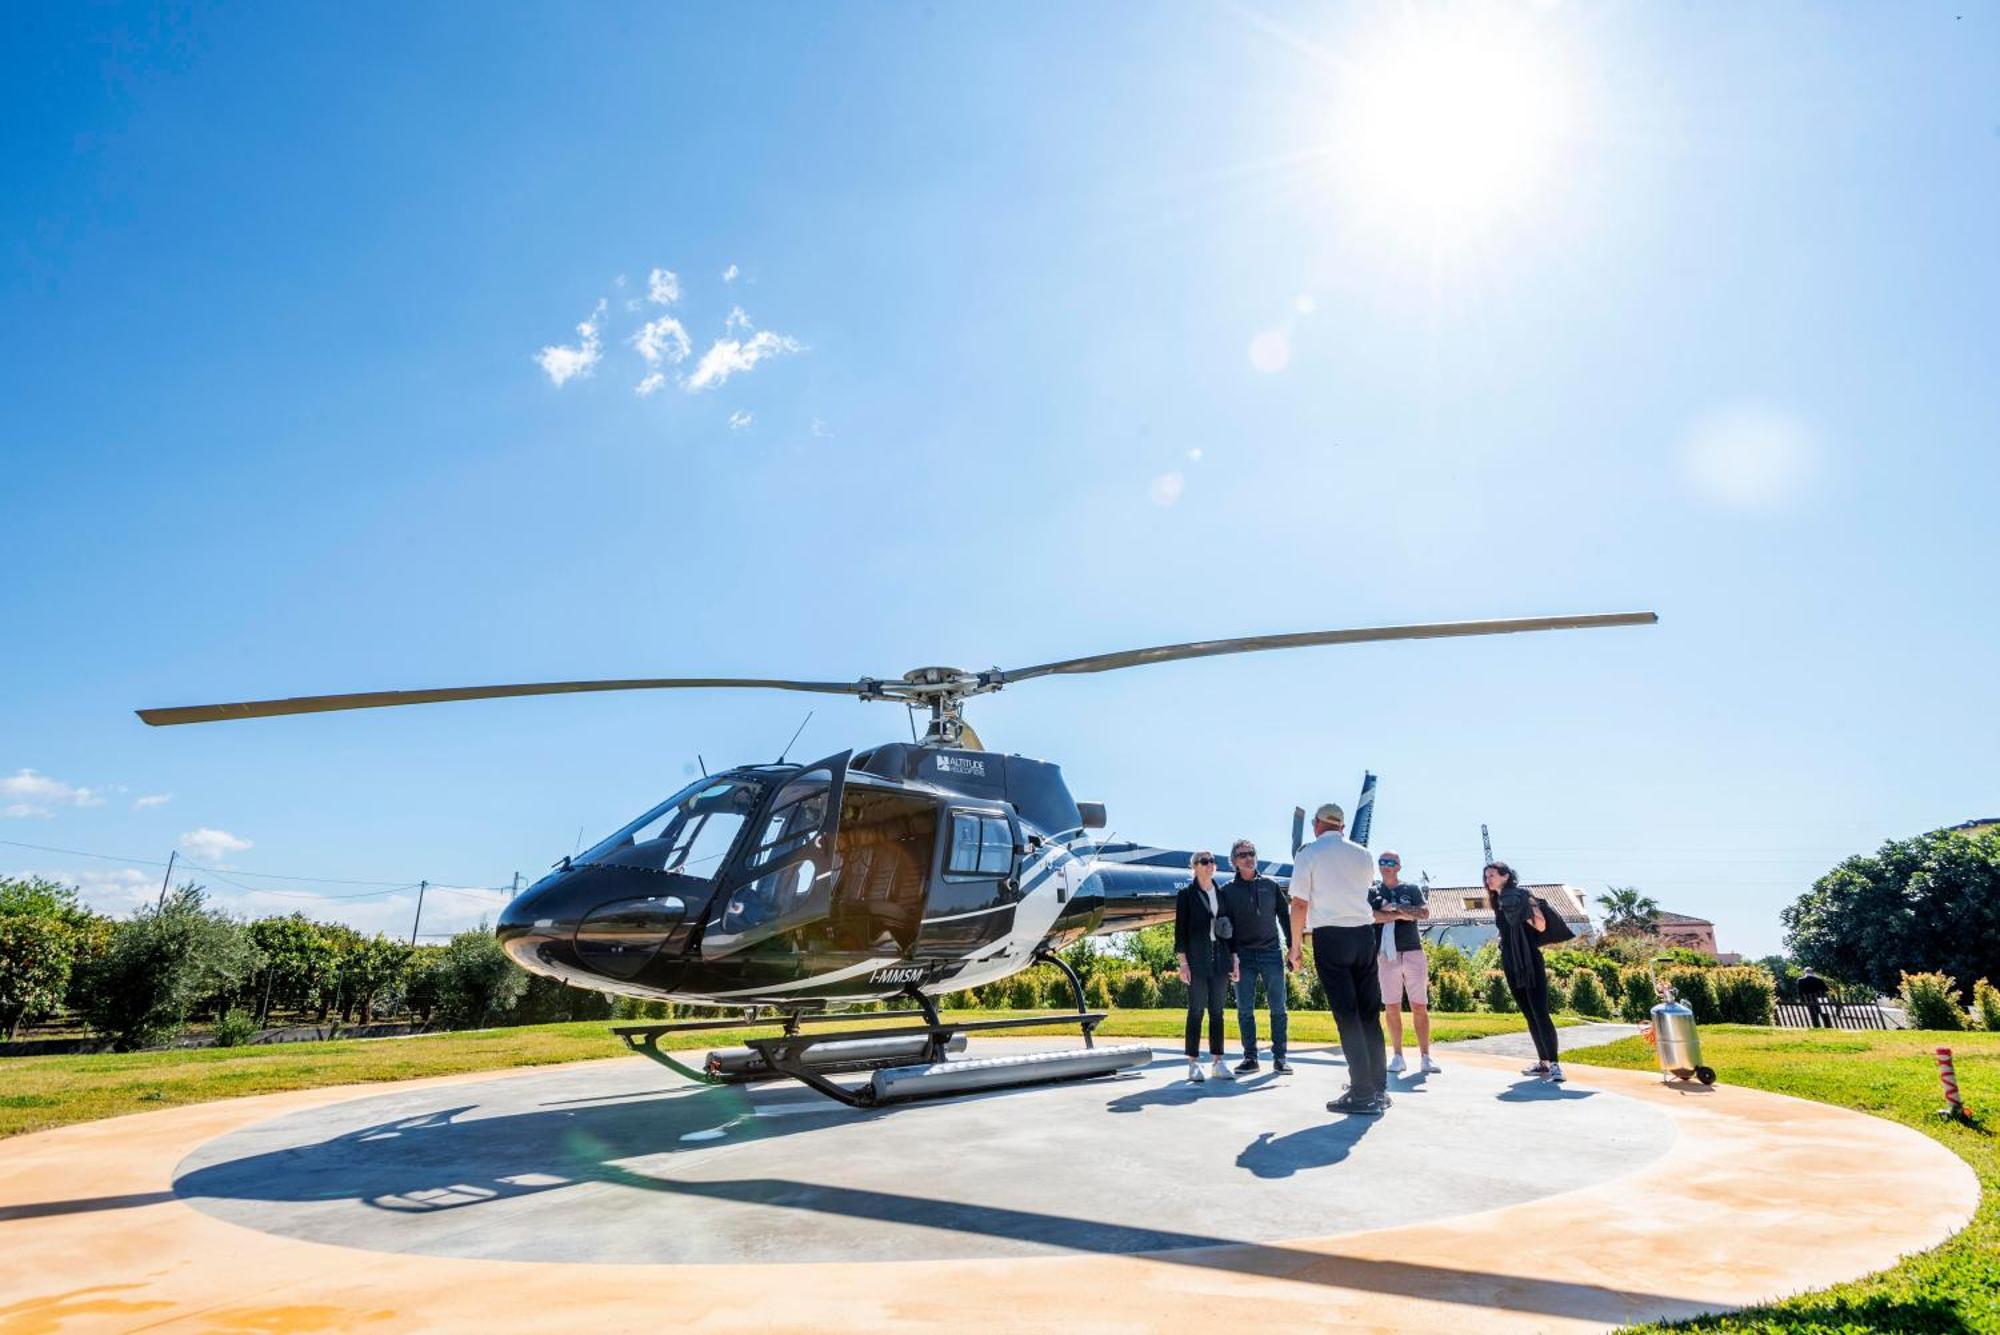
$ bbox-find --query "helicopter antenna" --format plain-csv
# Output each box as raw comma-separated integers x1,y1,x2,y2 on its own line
777,710,814,764
697,753,708,777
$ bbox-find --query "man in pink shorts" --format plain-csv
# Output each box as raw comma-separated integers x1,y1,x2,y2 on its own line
1371,850,1438,1075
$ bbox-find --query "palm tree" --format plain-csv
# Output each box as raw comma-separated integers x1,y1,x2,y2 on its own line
1597,885,1660,936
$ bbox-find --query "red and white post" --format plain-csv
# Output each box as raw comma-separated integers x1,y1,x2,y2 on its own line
1935,1047,1968,1121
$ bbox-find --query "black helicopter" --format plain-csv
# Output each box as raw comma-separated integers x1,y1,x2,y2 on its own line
140,611,1654,1104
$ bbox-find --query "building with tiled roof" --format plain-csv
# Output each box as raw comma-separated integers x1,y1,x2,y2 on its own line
1651,910,1719,957
1419,883,1593,952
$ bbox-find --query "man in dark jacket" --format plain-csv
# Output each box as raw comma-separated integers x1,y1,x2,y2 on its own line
1221,838,1293,1074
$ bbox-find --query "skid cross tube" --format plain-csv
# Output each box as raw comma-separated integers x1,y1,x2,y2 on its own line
746,1011,1111,1108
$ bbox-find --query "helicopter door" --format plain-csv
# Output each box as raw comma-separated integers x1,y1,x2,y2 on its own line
701,751,851,959
917,808,1020,956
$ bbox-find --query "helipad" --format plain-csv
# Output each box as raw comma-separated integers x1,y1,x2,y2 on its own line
0,1039,1977,1332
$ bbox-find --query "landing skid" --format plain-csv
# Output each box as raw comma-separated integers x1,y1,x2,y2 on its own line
611,964,1146,1108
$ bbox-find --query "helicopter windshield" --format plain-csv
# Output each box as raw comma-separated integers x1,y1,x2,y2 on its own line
575,776,767,879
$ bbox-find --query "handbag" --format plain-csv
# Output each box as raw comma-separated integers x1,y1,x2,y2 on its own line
1532,895,1574,945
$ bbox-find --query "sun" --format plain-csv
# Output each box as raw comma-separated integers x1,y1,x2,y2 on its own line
1332,18,1571,235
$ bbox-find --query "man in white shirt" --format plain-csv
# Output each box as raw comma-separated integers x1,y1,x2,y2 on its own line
1287,801,1395,1114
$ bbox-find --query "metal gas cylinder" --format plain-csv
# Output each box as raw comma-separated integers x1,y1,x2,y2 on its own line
1650,998,1703,1078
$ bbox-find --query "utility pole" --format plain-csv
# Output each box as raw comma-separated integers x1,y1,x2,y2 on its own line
1481,824,1494,866
156,850,177,910
511,871,521,897
409,880,428,946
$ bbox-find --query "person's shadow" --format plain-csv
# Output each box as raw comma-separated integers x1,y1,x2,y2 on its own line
1496,1079,1596,1103
1234,1117,1376,1179
1106,1070,1279,1114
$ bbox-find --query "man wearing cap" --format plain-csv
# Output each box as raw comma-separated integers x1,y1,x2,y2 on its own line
1288,801,1395,1114
1371,850,1439,1075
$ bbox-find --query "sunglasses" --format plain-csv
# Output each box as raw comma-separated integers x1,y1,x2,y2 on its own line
1378,859,1400,867
1194,856,1215,865
1233,851,1257,860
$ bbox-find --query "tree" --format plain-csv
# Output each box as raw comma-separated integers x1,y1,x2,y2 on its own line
1784,826,2000,999
0,913,77,1038
248,914,338,1022
1596,886,1660,936
80,884,264,1050
431,926,526,1028
342,935,412,1023
0,875,94,927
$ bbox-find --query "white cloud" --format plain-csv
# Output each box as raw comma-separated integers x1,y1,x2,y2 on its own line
647,267,680,305
1149,472,1186,506
535,299,605,386
1248,329,1291,374
1,769,105,818
722,264,740,283
28,866,160,916
728,410,754,431
1680,404,1818,509
810,418,831,438
1186,447,1204,462
724,304,754,333
133,793,172,810
180,827,253,861
683,330,804,392
635,371,667,398
1294,294,1317,315
632,315,692,367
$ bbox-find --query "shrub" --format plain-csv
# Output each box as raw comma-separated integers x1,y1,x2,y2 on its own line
1426,943,1472,981
1544,975,1571,1014
1115,971,1160,1009
213,1008,258,1047
1710,966,1777,1025
1005,972,1042,1010
1286,965,1316,1010
1432,969,1476,1013
1654,947,1716,970
1155,970,1188,1008
1619,967,1658,1023
1975,979,2000,1033
1481,971,1516,1012
1661,967,1718,1023
1898,971,1966,1031
1568,969,1610,1018
1085,974,1113,1012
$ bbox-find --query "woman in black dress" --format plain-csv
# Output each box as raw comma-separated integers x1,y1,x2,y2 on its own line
1175,850,1232,1083
1487,861,1563,1082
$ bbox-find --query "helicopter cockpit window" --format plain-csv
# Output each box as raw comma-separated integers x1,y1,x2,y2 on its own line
575,777,765,879
945,812,1014,877
710,766,837,945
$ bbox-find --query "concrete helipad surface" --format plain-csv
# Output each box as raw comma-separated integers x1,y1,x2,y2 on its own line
0,1039,1979,1333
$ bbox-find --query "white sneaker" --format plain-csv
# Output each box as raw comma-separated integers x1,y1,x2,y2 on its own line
1522,1063,1549,1077
1387,1054,1407,1074
1420,1054,1441,1074
1210,1058,1233,1081
1544,1063,1566,1084
1186,1060,1207,1083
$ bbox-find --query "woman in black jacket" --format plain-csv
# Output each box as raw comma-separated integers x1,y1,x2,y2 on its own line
1487,861,1563,1082
1175,850,1232,1083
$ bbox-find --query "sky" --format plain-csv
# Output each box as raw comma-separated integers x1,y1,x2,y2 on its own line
3,3,1995,958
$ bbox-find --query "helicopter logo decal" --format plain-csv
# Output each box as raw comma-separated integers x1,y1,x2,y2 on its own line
934,754,986,777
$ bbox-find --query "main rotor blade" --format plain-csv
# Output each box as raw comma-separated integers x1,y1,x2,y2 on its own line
137,676,870,727
996,611,1658,683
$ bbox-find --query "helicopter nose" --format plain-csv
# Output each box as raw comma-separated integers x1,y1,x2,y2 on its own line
496,873,584,973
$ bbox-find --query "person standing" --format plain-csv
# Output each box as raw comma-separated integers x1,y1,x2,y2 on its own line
1174,850,1232,1083
1220,838,1293,1075
1288,802,1397,1114
1372,850,1438,1075
1488,861,1563,1082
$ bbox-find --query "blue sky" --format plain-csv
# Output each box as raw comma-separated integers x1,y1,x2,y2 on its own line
3,3,1994,957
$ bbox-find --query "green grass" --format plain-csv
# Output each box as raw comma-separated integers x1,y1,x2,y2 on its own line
0,1006,1559,1139
1567,1026,1999,1334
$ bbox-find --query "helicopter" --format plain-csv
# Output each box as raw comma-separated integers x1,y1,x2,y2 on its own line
140,611,1655,1104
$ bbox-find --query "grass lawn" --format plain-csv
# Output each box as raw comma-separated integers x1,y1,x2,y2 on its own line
1567,1026,1999,1334
0,1006,1562,1140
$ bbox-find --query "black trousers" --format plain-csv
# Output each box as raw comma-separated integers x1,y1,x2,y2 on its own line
1184,944,1229,1057
1313,925,1386,1099
1511,977,1561,1063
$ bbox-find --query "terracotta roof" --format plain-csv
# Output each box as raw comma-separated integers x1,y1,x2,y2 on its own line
1653,910,1713,927
1424,883,1592,926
